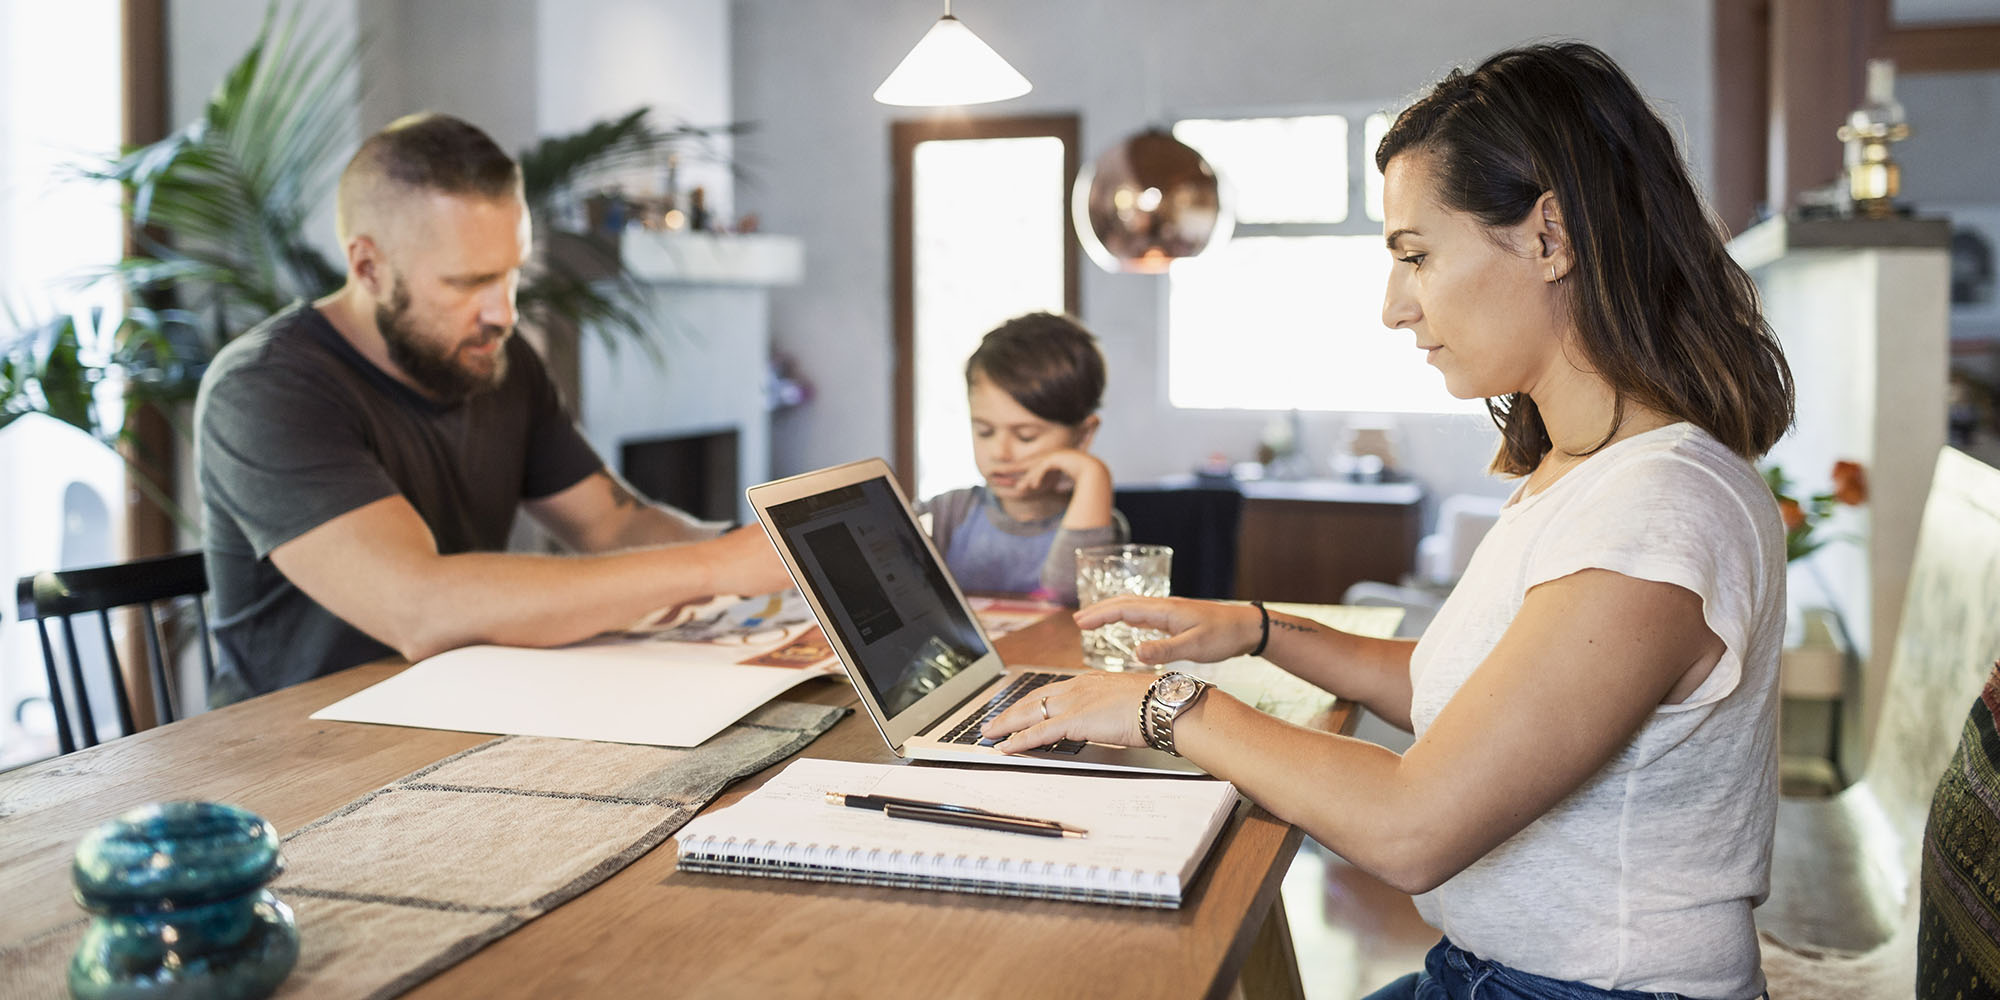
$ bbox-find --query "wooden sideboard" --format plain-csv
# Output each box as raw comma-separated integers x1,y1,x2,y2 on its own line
1232,479,1423,604
1121,476,1424,605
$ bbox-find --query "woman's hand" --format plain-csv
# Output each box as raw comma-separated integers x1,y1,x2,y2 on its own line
980,671,1156,751
1074,596,1263,666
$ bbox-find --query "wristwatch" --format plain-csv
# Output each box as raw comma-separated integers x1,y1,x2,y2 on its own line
1143,672,1211,757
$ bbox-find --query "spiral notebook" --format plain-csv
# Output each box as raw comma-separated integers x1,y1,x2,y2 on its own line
674,758,1240,909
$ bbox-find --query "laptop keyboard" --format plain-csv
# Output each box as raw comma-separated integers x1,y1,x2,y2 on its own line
939,672,1088,755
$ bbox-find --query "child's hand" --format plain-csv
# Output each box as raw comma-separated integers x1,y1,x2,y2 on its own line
1015,448,1109,496
1016,449,1115,529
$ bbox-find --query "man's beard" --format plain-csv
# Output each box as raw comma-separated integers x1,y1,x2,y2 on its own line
376,284,510,405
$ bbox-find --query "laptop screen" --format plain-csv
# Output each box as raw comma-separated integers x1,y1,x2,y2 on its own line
763,475,990,716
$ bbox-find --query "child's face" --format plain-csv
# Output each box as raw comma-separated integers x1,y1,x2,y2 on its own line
967,375,1092,499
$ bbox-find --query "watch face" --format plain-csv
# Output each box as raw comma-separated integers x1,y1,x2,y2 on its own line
1157,674,1200,706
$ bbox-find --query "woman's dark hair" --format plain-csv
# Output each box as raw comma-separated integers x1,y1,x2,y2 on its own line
965,312,1106,426
1375,41,1793,474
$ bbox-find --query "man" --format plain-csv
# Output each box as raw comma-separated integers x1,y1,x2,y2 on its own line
195,113,790,703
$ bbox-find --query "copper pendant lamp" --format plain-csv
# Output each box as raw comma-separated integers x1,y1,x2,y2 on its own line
1072,128,1232,274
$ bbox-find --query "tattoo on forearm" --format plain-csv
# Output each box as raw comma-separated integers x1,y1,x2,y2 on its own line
1271,620,1321,636
607,477,644,511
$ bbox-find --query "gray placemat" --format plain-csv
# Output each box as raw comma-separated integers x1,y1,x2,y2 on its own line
1,700,846,999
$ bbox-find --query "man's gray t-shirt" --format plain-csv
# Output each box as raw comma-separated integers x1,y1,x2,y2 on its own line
194,304,602,700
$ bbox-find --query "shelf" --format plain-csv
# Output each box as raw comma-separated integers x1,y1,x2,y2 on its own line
1727,213,1951,272
618,231,804,286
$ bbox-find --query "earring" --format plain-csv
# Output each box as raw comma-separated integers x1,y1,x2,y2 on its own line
1548,263,1562,284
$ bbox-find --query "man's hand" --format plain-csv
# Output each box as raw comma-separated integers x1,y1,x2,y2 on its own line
271,495,795,663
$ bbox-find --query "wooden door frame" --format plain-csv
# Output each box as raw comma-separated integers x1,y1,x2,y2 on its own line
1711,0,2000,237
122,0,172,563
889,113,1082,492
121,0,173,728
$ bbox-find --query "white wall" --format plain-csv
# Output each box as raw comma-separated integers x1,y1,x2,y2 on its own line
173,0,737,253
170,0,363,270
535,0,736,218
1899,71,2000,206
731,0,1717,519
357,0,539,150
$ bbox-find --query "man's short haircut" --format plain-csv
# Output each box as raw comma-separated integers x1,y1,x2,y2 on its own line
337,113,522,243
964,312,1106,427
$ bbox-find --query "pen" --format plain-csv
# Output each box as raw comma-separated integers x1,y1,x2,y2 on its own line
824,791,1087,838
884,803,1084,839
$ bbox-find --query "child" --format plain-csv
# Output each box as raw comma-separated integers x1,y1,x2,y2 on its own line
917,312,1127,604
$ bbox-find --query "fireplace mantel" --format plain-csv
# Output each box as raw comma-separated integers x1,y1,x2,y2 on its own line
619,231,803,287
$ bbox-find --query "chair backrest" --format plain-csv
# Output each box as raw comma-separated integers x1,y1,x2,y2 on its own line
1113,485,1245,599
1862,448,2000,876
13,551,213,755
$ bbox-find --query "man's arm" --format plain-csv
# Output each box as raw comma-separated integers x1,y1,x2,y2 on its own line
270,494,790,662
524,469,721,552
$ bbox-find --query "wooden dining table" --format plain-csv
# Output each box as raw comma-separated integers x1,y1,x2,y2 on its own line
0,604,1395,999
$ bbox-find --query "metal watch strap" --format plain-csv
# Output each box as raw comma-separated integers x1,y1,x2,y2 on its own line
1145,673,1209,757
1143,678,1168,753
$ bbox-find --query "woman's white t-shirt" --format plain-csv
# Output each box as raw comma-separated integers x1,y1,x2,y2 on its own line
1408,422,1786,998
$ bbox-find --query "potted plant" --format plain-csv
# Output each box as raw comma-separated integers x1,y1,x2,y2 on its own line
2,1,739,534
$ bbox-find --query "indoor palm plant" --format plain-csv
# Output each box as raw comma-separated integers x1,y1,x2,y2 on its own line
2,1,732,531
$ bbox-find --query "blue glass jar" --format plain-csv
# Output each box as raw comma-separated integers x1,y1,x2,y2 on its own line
68,801,298,1000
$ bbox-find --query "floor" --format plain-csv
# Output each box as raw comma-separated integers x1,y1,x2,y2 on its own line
1281,839,1440,1000
1277,709,1438,1000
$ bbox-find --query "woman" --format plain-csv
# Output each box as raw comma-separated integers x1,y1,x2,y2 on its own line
983,42,1793,999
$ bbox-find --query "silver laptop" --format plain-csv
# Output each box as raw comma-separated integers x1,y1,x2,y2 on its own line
747,458,1203,776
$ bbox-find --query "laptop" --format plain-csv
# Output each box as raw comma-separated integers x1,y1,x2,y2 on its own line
747,458,1203,775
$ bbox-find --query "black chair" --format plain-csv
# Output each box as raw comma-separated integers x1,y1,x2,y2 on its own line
14,551,213,754
1113,485,1245,599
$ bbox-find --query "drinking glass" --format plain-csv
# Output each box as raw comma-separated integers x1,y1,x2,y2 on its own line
1075,544,1173,671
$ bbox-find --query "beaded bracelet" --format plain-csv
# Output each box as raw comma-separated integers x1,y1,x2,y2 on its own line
1248,600,1270,657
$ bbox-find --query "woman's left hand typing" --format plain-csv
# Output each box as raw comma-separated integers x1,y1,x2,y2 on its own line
981,671,1157,751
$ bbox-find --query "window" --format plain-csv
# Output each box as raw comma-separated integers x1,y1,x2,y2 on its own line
1168,110,1483,416
0,0,128,767
891,116,1079,500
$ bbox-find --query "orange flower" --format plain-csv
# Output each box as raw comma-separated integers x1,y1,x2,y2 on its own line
1831,460,1868,506
1778,497,1805,531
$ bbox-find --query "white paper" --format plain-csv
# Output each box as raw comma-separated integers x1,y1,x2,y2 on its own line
310,592,842,747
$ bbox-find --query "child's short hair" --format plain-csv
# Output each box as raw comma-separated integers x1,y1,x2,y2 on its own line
964,312,1106,427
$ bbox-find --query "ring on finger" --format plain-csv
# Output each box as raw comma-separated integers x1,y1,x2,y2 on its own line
1039,696,1050,721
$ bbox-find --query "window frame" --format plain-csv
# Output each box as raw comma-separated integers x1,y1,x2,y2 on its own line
889,114,1081,492
1164,102,1487,417
1173,102,1393,242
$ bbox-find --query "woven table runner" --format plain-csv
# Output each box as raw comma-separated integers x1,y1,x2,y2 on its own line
1,700,846,999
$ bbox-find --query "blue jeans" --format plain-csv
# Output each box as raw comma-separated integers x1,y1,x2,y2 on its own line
1361,937,1737,1000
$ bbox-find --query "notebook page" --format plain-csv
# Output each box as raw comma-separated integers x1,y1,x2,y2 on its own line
677,758,1238,884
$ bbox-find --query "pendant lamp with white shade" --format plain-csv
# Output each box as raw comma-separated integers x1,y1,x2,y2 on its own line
873,2,1030,107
